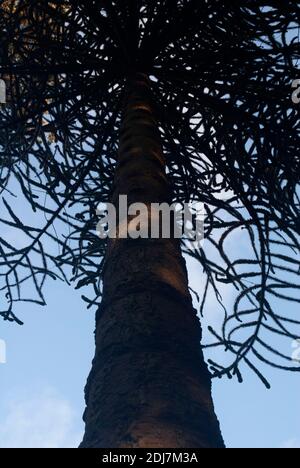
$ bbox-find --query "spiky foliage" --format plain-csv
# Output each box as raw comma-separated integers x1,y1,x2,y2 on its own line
0,0,299,386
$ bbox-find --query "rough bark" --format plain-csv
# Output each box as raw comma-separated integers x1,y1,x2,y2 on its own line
80,74,225,449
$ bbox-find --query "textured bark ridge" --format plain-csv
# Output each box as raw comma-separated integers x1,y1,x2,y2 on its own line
80,75,225,448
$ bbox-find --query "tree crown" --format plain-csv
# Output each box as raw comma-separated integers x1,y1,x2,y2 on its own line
0,0,299,386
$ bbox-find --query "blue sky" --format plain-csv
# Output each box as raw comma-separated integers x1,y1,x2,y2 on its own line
0,253,299,448
0,4,299,449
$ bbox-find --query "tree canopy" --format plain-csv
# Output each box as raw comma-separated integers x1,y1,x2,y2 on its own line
0,0,299,387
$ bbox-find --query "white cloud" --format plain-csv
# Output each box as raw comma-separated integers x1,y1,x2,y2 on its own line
0,388,82,448
281,439,300,449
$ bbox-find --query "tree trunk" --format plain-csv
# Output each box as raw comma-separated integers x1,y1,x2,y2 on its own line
80,74,225,449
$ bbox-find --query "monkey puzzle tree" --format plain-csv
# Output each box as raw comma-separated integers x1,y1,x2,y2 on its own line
0,0,299,448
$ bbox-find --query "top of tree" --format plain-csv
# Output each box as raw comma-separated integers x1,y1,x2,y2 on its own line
0,0,299,386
